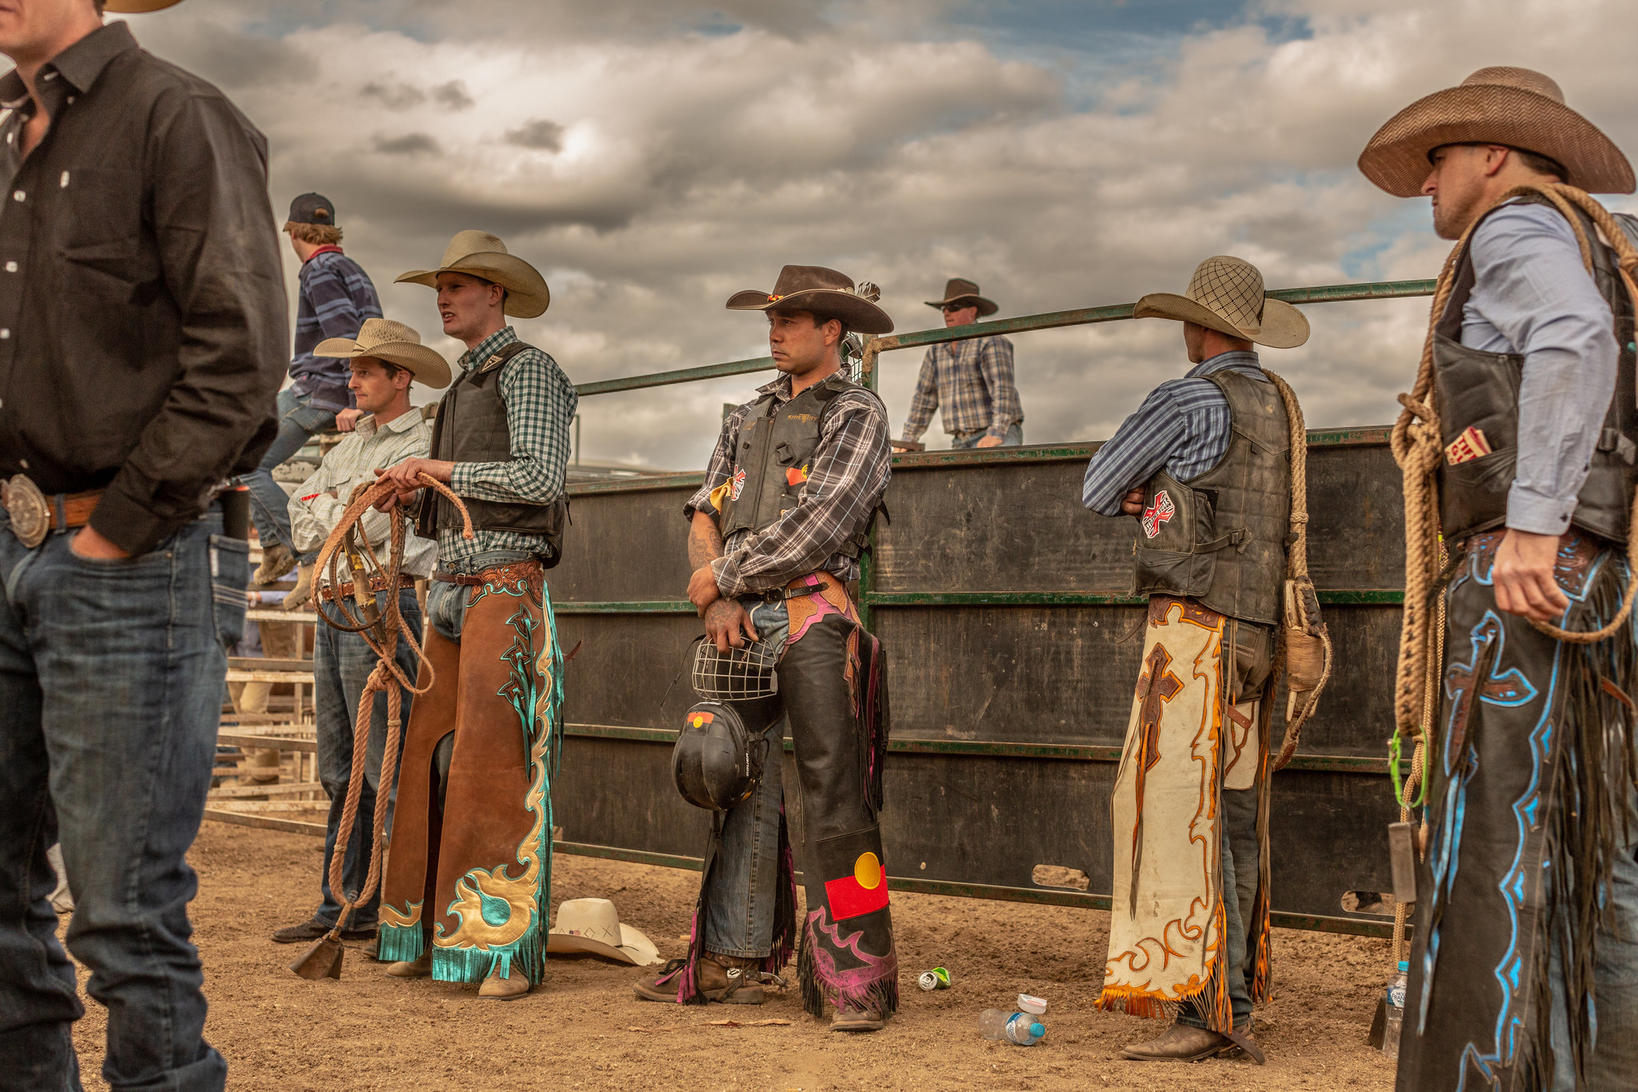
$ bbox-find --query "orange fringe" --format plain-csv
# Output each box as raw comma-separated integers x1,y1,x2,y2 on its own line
1095,986,1173,1020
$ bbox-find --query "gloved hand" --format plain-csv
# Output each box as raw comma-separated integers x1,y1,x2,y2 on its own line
280,563,314,612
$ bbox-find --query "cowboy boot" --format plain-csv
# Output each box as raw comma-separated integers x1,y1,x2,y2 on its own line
384,950,432,979
252,542,296,587
478,966,530,1001
633,952,769,1004
280,562,314,612
1121,1022,1265,1064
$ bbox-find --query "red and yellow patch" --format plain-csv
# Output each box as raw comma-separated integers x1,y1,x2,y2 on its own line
687,711,714,729
785,465,809,487
824,851,889,920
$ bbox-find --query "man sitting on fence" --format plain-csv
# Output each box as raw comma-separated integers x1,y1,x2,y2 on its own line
269,319,444,950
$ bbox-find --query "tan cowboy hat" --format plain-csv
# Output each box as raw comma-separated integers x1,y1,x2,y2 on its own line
726,264,893,335
396,230,550,318
1134,255,1310,349
924,277,997,317
1359,67,1635,197
105,1,183,10
545,899,661,966
314,317,451,388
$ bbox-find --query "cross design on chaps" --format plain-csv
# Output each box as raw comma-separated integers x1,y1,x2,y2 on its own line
1128,642,1184,908
1442,612,1537,770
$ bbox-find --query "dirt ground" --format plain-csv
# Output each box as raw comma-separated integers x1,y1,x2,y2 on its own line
63,823,1397,1091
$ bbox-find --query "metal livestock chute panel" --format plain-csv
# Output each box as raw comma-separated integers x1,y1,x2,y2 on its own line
545,428,1407,934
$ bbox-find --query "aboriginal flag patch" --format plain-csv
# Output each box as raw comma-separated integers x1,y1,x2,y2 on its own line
824,851,889,921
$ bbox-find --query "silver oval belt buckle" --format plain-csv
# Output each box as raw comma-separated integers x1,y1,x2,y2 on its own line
2,474,50,548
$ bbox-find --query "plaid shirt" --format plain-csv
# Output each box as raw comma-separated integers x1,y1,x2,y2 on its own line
1080,351,1264,516
441,326,578,571
901,334,1023,442
687,373,891,598
288,247,382,412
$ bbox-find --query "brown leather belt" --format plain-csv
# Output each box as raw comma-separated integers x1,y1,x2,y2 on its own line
759,571,846,604
318,573,419,602
1,475,102,548
432,559,543,586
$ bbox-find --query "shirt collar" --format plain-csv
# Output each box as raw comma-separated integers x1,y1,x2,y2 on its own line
304,245,345,263
0,21,138,106
1185,350,1262,379
755,368,847,402
458,325,517,371
380,408,425,434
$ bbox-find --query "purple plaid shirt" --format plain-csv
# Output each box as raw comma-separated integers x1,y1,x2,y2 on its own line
901,334,1023,442
288,247,382,412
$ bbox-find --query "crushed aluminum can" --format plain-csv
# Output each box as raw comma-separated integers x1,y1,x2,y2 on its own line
917,967,951,991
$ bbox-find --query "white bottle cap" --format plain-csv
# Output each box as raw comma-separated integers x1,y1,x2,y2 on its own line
1017,993,1047,1015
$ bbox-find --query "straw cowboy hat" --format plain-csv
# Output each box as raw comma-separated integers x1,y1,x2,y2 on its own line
106,1,183,10
924,277,998,317
545,899,661,966
396,230,551,319
726,264,894,335
1134,255,1310,349
314,317,452,389
1359,66,1635,197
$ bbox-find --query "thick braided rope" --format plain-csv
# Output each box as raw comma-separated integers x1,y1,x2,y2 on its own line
1261,368,1335,769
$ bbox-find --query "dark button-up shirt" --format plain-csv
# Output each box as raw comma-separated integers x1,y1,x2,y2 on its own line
0,22,287,554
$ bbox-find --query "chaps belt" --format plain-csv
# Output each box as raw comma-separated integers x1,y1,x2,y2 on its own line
432,559,543,586
318,573,420,602
1,475,101,549
759,571,847,605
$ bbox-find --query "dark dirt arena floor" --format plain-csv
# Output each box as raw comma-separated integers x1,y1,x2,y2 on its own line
63,823,1397,1091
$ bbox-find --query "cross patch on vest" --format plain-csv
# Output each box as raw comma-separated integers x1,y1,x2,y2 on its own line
1142,490,1175,539
729,467,747,501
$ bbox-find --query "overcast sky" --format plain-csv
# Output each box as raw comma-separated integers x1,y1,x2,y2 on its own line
127,0,1638,471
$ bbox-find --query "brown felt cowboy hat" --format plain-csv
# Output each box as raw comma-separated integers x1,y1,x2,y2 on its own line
924,277,997,317
314,317,452,389
1134,255,1309,349
1359,66,1635,197
396,230,551,318
105,1,184,11
726,264,893,334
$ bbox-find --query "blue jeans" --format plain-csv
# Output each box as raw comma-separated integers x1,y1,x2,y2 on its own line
0,510,241,1091
703,601,791,957
950,423,1023,449
1548,807,1638,1091
240,388,335,557
312,588,421,930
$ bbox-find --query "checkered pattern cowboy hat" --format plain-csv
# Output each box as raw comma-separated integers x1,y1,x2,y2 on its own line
314,317,452,389
1134,255,1309,349
924,277,998,317
397,230,551,319
1359,67,1634,197
726,264,893,334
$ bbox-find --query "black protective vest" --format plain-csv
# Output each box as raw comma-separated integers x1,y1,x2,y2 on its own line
1434,198,1638,544
1132,369,1292,626
717,373,880,559
416,340,568,564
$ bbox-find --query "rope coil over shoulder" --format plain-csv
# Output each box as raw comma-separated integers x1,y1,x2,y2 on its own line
289,472,473,980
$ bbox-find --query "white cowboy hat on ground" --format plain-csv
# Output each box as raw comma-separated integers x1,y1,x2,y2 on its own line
397,230,551,319
546,898,661,966
314,317,452,389
1134,255,1310,349
1358,66,1635,197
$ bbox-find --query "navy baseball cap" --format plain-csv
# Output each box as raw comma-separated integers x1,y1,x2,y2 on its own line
287,192,336,225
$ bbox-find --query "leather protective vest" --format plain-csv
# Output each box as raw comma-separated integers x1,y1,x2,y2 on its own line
416,340,568,564
1132,369,1292,626
1433,197,1638,544
717,373,881,559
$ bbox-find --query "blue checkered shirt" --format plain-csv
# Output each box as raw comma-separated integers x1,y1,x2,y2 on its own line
901,334,1023,442
1080,351,1266,516
440,326,578,571
288,247,382,412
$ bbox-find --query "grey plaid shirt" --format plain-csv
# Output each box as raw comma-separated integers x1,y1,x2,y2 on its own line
901,334,1023,442
440,326,577,571
686,373,891,598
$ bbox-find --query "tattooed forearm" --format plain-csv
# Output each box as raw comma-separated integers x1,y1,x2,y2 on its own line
688,510,725,570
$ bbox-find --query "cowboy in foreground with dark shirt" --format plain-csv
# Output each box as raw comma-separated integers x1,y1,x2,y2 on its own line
0,1,286,1088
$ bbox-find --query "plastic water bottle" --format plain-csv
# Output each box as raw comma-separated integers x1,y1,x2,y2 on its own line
977,1009,1047,1046
1381,960,1409,1057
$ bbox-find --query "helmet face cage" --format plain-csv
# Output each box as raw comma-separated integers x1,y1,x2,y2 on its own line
691,638,779,701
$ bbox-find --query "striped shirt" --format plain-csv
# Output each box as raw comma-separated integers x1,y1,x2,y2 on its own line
687,373,891,598
1080,351,1265,516
901,334,1023,442
441,325,578,571
288,247,383,412
287,409,437,578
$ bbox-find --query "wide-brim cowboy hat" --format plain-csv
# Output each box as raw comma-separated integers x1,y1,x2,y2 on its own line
924,276,997,317
105,1,183,11
545,898,661,966
396,230,550,318
726,264,893,335
314,317,451,388
1134,255,1310,349
1359,66,1635,197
